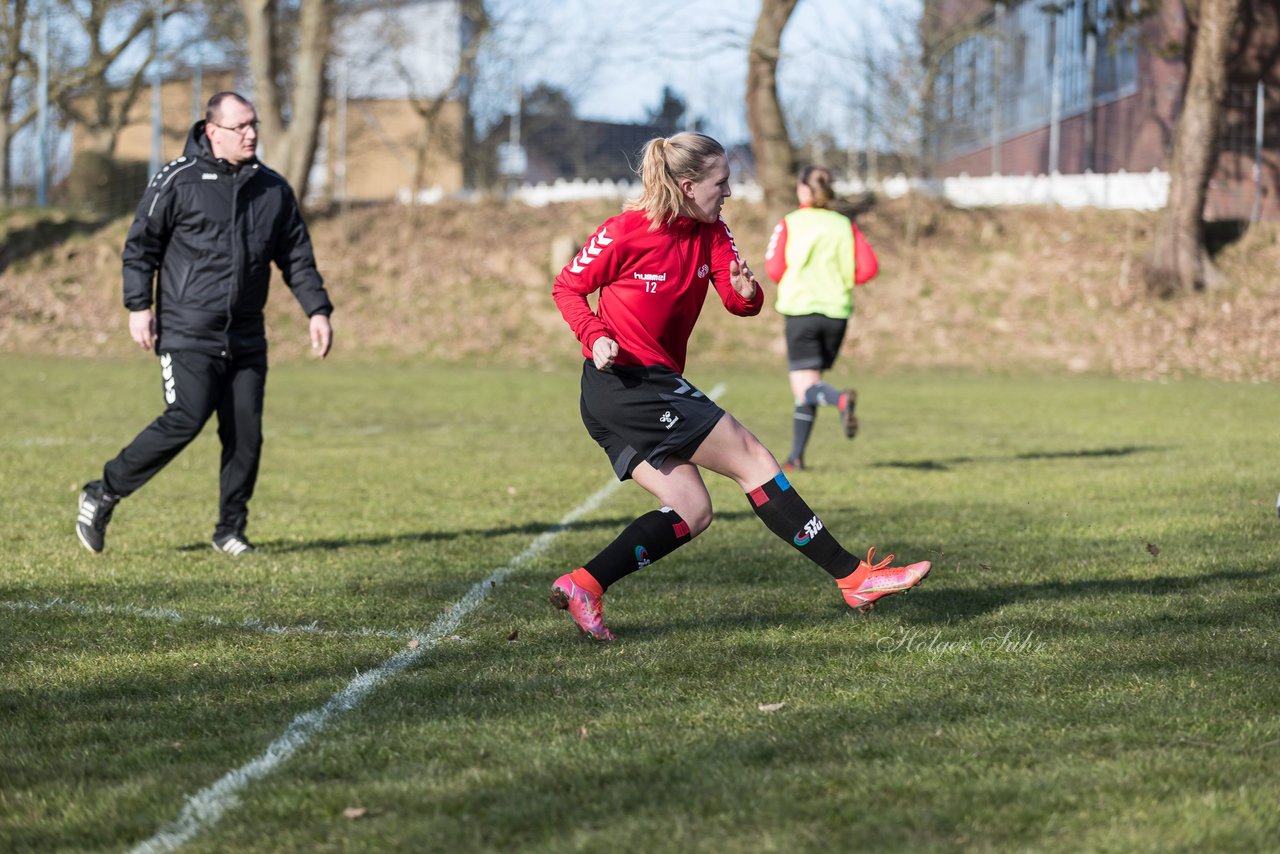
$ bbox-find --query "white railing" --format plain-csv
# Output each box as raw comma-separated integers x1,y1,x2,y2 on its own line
934,169,1170,211
397,170,1170,212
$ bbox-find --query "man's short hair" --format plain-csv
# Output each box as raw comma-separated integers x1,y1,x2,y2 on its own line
206,91,253,124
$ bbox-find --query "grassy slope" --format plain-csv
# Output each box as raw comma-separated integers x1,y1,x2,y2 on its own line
2,356,1277,851
4,198,1280,380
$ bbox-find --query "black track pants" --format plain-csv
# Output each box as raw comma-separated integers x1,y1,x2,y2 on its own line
102,349,267,537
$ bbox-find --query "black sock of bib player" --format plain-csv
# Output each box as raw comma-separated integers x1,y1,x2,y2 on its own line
746,473,857,580
789,403,817,463
584,508,693,591
804,383,843,407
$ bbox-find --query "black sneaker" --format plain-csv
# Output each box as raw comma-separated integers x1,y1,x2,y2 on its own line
76,482,120,553
838,389,859,439
212,532,256,556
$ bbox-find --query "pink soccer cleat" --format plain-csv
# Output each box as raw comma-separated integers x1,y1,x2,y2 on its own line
838,547,931,613
550,573,615,641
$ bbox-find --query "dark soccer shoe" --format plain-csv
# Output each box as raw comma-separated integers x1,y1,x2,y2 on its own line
212,532,257,556
76,481,120,553
838,389,859,439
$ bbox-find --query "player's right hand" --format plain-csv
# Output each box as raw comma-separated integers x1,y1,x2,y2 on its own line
592,336,618,370
128,308,156,352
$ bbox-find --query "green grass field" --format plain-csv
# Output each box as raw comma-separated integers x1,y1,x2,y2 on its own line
2,354,1278,852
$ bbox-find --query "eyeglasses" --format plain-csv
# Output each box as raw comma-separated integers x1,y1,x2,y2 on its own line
211,119,260,136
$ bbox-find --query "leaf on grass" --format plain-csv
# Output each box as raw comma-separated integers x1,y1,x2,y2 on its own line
1146,543,1160,557
507,629,519,642
979,562,993,571
342,807,367,820
407,638,420,650
758,702,786,713
578,726,589,739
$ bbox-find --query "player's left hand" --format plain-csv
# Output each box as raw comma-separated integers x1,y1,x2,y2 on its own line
729,259,759,300
309,314,332,359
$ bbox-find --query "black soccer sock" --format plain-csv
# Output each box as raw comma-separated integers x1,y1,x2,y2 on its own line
746,473,857,580
788,403,817,463
584,508,693,591
804,382,843,407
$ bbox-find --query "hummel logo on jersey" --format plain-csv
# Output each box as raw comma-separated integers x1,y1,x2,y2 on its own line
569,227,614,273
202,173,218,180
636,272,667,282
659,410,679,430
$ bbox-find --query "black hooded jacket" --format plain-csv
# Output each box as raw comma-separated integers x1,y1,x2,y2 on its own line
121,121,333,357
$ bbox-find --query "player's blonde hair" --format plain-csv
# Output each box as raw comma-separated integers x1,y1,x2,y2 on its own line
627,132,726,230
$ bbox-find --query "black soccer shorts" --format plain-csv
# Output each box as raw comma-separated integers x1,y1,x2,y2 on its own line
579,360,726,481
784,313,849,371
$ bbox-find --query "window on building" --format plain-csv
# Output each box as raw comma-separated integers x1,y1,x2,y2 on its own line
933,0,1140,162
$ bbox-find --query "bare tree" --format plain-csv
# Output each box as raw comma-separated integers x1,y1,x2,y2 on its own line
746,0,798,214
53,0,182,157
241,0,334,199
1145,0,1242,295
396,0,489,198
0,0,30,202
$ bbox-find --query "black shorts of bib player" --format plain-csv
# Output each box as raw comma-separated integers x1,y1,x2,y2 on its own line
784,314,849,372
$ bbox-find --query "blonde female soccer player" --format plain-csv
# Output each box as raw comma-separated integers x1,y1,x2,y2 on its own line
548,133,929,641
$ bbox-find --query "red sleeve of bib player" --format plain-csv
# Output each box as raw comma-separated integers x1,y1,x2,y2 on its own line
764,217,788,284
709,217,764,316
852,223,879,285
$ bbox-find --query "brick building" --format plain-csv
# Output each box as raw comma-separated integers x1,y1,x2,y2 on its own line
925,0,1280,221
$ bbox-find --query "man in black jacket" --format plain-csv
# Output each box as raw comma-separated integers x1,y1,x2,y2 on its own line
76,91,334,556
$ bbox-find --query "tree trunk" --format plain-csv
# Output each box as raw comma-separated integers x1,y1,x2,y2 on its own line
1145,0,1241,295
53,0,166,160
283,0,331,199
242,0,282,150
241,0,333,200
745,0,798,216
0,0,28,203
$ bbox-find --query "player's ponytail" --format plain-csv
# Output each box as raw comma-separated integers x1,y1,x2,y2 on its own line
799,165,834,209
628,132,726,230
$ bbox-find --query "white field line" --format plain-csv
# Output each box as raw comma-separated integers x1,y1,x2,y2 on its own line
128,381,726,854
0,599,420,642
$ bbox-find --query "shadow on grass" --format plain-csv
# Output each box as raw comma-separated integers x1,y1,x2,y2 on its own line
901,566,1277,624
174,510,764,554
873,444,1165,472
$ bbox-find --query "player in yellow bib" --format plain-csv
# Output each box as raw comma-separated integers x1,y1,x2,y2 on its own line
764,166,879,471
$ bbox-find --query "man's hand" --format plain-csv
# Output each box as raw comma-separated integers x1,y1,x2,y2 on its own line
729,259,759,300
592,336,618,370
310,314,332,359
128,309,155,352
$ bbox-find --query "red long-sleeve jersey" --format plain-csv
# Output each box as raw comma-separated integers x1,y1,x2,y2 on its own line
553,209,763,374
